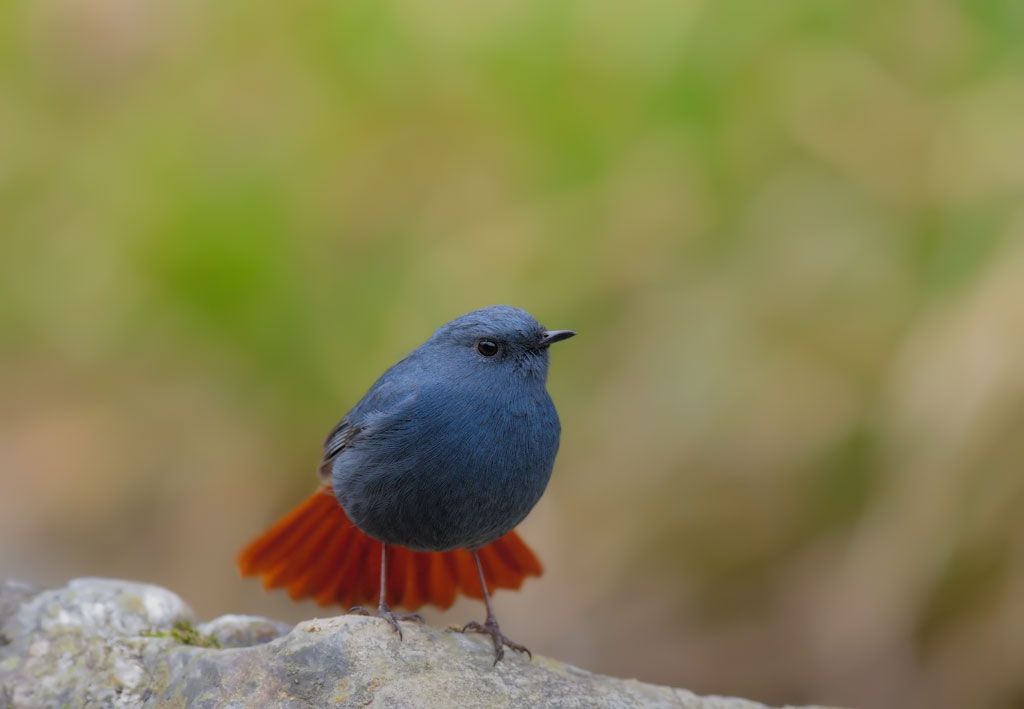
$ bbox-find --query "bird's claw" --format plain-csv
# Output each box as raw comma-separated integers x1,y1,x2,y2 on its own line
348,606,424,640
458,618,532,665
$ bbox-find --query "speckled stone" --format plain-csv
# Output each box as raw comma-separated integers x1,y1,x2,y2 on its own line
0,578,833,708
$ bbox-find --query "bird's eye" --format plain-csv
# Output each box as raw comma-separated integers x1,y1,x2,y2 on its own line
476,339,499,357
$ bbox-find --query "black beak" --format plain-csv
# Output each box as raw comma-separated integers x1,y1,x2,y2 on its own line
538,329,576,348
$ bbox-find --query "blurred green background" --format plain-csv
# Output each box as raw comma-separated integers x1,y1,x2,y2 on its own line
3,1,1024,707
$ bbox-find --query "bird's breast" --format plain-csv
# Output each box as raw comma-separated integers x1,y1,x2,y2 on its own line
333,386,560,551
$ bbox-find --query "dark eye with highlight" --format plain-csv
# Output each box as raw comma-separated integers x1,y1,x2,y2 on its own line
476,339,499,357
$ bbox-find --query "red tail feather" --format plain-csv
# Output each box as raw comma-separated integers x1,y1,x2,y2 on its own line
238,487,543,611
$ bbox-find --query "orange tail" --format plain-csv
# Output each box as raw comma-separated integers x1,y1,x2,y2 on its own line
237,487,543,611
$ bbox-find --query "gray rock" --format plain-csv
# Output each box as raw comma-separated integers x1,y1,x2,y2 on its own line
0,578,831,708
0,581,40,629
196,614,293,650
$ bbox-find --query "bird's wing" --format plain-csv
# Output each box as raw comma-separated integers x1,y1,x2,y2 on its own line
316,357,424,484
317,420,362,481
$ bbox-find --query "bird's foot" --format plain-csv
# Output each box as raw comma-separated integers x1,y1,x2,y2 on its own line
348,605,424,640
457,618,531,665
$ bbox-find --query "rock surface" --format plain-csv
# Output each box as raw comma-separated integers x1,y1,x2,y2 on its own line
0,578,828,708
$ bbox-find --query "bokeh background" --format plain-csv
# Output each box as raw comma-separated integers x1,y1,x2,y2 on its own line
3,1,1024,707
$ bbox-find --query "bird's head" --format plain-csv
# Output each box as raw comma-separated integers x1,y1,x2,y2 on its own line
428,305,575,382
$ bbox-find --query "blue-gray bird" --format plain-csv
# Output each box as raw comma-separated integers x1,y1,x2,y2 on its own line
239,306,575,662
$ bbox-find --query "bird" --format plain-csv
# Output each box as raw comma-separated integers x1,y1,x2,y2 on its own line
238,305,575,663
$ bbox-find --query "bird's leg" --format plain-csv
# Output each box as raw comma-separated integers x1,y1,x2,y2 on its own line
348,543,423,640
458,550,532,664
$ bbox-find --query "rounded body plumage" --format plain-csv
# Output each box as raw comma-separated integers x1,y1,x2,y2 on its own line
333,378,560,550
327,306,569,551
